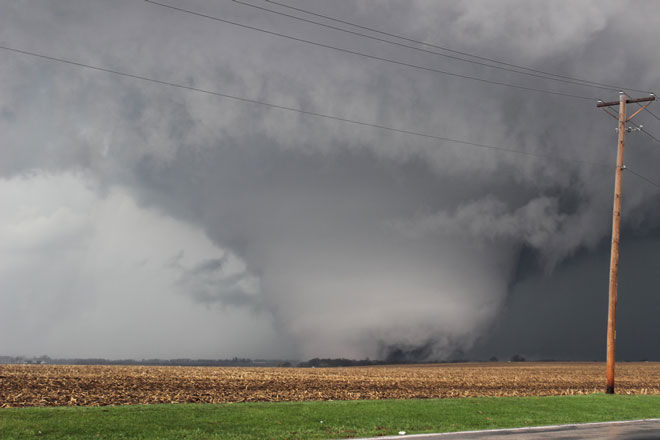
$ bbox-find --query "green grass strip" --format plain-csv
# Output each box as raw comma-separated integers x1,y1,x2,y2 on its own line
1,394,659,439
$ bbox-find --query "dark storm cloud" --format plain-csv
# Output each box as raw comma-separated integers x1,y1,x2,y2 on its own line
468,232,660,361
1,0,659,359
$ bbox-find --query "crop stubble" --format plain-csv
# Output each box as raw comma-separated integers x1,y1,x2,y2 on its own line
1,362,659,407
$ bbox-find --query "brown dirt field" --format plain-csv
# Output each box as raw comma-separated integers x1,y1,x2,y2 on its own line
1,362,659,407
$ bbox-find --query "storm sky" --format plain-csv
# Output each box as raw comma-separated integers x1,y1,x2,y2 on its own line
1,0,659,361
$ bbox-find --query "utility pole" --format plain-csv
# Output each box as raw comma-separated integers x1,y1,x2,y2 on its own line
597,92,655,394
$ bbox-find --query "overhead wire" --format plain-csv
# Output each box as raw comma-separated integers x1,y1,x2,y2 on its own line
627,167,660,189
617,112,660,189
625,115,660,146
641,105,660,122
0,44,611,169
231,0,621,93
624,103,660,144
598,98,660,146
640,127,660,145
261,0,653,95
143,0,597,101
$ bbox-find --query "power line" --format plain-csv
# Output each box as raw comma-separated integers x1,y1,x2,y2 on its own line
0,44,610,168
629,103,660,143
627,167,660,189
627,119,660,145
231,0,624,93
262,0,653,95
640,127,660,145
641,105,660,121
600,99,660,146
144,0,597,101
619,119,660,185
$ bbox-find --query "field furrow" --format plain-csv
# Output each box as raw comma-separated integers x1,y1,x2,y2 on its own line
1,362,659,407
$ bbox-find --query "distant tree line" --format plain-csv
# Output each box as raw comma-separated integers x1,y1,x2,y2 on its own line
4,354,615,368
0,355,291,367
298,358,388,368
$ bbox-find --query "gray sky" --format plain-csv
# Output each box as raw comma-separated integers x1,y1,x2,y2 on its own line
1,0,659,360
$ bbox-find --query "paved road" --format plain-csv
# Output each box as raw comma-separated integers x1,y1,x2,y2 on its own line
354,419,660,439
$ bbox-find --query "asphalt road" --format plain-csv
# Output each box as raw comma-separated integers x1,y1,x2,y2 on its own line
355,419,660,439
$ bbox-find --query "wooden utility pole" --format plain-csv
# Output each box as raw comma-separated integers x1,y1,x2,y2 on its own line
597,92,655,394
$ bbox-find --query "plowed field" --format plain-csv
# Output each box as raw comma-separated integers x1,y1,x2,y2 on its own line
1,362,659,407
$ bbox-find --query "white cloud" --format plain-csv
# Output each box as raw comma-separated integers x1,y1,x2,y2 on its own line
0,172,283,359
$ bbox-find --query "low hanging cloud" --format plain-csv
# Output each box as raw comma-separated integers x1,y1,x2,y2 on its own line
172,253,262,309
398,197,564,245
394,195,604,271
